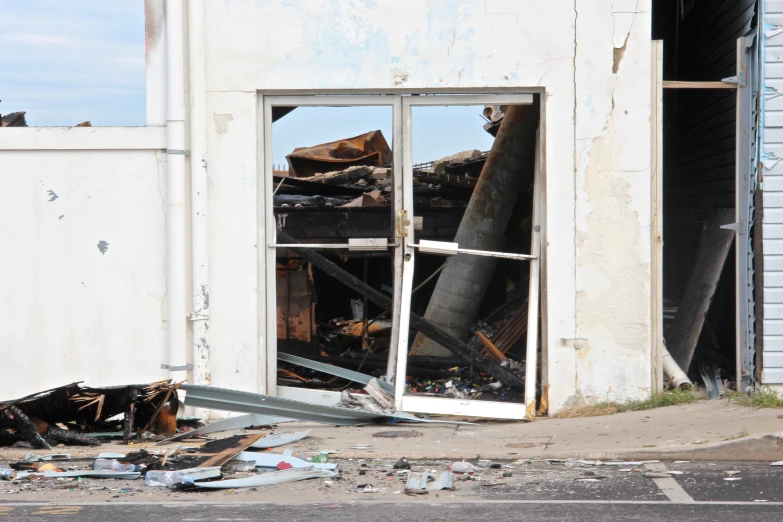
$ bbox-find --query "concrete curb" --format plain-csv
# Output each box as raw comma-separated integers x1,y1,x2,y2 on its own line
557,433,783,462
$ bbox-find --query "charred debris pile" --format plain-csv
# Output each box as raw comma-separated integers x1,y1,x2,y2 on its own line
275,104,539,404
1,381,182,449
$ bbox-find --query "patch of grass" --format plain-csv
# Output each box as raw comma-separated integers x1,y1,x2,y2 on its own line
727,386,783,408
554,388,700,419
723,428,749,441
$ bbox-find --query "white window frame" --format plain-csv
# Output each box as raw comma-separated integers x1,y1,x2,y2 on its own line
395,94,539,420
260,93,542,420
261,95,402,400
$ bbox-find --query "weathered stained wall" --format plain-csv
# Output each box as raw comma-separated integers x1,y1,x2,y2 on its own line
2,1,653,411
188,0,653,411
571,1,653,407
0,143,168,397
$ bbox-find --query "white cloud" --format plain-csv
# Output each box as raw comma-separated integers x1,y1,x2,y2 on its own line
0,33,75,47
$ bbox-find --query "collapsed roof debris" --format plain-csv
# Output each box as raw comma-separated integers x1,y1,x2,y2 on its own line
1,111,27,127
286,130,391,178
0,381,181,449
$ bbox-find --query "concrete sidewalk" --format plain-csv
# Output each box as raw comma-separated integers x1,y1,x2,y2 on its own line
284,399,783,461
1,399,781,463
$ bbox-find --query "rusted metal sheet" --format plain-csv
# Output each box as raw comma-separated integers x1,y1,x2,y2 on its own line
286,130,391,178
276,260,315,343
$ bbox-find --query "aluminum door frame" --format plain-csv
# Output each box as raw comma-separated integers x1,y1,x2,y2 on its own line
261,95,402,399
395,94,538,420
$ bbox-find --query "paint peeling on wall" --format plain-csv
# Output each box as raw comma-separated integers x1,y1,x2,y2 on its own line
144,0,164,57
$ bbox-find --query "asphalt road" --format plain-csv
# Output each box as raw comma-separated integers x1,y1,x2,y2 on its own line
0,502,781,521
1,460,780,521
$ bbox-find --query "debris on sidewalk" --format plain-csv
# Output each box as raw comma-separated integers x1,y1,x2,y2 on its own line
145,467,222,488
393,457,411,470
448,461,478,474
169,434,264,468
1,381,182,448
192,467,337,489
232,451,337,471
249,430,311,449
405,470,454,492
156,413,292,445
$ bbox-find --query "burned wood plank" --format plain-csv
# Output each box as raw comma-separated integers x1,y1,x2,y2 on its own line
491,307,528,354
276,231,525,388
474,331,506,362
666,209,735,372
123,401,135,445
179,434,265,468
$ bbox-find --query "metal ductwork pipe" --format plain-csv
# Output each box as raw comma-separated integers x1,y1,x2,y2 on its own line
411,102,539,356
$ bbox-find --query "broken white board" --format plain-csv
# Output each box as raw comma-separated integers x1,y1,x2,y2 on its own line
233,451,337,470
249,430,311,449
194,467,336,489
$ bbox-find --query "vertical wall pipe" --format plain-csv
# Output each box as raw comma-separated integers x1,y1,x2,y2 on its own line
188,0,210,387
165,0,189,374
411,103,539,356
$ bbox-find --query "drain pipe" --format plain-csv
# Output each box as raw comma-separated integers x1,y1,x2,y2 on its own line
164,0,189,376
188,0,210,389
662,342,692,389
411,103,539,356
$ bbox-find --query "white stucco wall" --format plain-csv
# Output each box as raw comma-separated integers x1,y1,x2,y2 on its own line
3,0,653,412
0,129,169,398
187,0,653,411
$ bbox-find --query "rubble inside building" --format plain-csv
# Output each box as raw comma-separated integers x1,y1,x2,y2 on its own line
273,103,539,406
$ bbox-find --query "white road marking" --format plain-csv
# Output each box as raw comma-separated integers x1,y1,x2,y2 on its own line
644,462,695,503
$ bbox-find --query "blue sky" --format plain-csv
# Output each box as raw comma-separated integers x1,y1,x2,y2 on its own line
0,0,146,126
273,105,494,165
1,1,495,163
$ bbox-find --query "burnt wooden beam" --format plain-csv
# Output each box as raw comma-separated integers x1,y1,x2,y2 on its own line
276,231,525,388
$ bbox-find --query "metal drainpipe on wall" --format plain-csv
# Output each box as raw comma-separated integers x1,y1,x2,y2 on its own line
163,0,190,378
188,0,211,413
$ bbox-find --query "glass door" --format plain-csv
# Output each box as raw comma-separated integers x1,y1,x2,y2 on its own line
262,95,403,403
395,94,541,420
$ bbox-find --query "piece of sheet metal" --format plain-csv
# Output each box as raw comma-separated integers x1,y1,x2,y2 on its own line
182,385,478,426
286,130,391,178
23,453,71,462
278,353,395,395
193,467,336,489
155,413,292,445
405,470,453,491
183,385,387,425
233,451,337,470
249,430,311,449
40,471,141,479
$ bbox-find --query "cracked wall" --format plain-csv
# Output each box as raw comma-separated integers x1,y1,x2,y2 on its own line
145,0,653,410
568,0,653,409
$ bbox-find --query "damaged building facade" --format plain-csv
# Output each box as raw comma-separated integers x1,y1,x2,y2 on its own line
0,0,773,417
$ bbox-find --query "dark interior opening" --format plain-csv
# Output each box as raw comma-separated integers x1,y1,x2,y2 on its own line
652,0,758,386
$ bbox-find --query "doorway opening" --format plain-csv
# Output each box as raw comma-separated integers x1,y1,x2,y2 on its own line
264,93,543,420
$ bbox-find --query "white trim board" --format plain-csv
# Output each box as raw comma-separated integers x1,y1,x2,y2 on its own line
0,127,166,150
